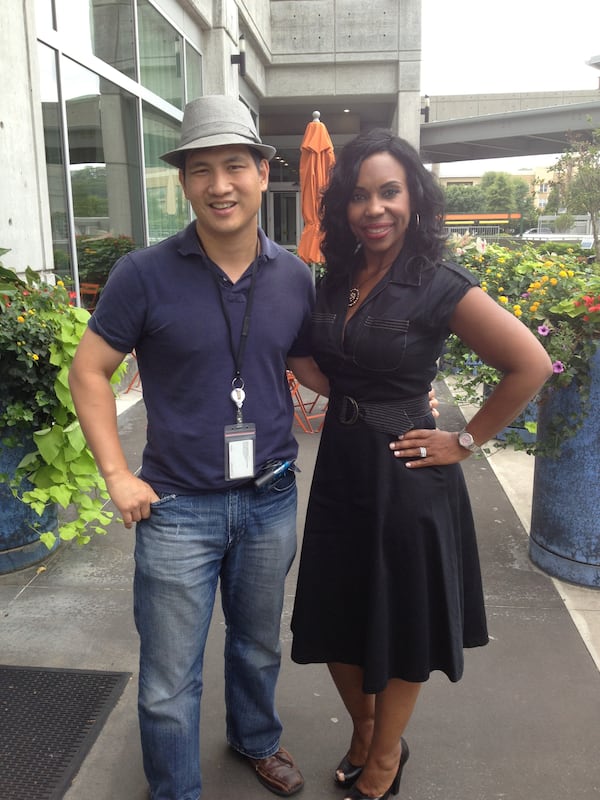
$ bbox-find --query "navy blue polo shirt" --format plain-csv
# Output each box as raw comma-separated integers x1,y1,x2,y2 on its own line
89,223,315,492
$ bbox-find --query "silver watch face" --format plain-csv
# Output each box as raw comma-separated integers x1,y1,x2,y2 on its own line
459,431,475,449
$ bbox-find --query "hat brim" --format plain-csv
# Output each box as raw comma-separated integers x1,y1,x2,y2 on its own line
160,133,276,168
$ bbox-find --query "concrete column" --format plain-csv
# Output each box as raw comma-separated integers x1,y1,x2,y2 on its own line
0,0,53,273
202,0,241,96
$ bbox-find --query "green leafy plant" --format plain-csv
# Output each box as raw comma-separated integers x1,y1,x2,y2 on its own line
76,234,136,287
0,249,123,548
441,235,600,455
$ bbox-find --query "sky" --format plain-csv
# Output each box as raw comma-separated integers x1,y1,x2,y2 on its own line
420,0,600,176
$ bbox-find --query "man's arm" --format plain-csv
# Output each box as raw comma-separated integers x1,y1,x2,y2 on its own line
287,355,439,417
69,328,159,528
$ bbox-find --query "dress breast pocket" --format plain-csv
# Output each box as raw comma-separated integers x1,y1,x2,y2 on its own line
352,315,409,372
312,311,338,359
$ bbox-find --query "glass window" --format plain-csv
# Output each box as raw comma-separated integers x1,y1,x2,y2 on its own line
137,0,183,109
38,43,71,278
35,0,56,30
61,56,144,287
90,0,136,79
142,103,189,243
53,0,136,80
185,42,202,102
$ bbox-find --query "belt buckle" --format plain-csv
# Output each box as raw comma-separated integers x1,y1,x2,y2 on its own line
339,395,359,425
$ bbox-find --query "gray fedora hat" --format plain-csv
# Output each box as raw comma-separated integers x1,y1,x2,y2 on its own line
160,94,276,168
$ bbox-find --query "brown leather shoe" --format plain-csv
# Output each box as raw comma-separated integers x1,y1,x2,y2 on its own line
246,746,304,796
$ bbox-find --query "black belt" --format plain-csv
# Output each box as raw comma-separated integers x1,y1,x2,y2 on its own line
329,394,431,435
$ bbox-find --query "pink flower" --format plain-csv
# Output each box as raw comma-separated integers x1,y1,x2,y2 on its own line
552,361,565,373
537,325,550,336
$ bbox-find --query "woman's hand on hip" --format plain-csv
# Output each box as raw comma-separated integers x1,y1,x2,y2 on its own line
389,429,471,467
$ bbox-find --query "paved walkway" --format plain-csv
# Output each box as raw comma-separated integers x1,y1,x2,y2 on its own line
1,383,599,799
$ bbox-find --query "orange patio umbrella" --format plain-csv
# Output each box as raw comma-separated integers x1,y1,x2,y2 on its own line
297,111,335,266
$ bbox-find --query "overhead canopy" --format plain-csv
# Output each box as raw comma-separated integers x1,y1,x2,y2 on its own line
419,101,600,163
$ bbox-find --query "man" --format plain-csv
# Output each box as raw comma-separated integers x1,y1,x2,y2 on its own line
69,95,327,800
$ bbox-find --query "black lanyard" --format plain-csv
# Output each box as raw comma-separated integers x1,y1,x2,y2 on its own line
211,253,260,414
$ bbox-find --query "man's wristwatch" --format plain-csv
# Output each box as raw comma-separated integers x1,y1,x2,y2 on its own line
458,429,479,453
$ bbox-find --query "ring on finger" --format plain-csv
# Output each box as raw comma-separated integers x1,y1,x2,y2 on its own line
419,446,427,458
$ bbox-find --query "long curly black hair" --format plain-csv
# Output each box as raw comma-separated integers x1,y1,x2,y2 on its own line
320,128,447,280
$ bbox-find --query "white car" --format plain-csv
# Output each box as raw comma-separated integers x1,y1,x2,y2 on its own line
522,228,553,238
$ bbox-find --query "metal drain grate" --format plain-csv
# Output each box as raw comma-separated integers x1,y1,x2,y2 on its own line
0,665,131,800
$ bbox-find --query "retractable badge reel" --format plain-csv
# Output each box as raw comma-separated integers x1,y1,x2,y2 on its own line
224,378,256,480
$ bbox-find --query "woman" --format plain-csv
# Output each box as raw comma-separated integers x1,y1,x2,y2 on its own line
289,129,552,800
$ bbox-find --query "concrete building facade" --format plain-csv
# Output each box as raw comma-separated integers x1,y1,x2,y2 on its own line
1,0,421,280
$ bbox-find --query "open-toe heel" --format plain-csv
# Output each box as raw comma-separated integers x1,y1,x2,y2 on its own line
344,738,409,800
334,753,363,787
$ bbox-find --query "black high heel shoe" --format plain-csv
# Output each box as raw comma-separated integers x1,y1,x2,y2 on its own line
334,753,363,788
343,738,409,800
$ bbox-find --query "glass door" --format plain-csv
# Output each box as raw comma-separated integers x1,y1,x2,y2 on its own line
266,185,301,251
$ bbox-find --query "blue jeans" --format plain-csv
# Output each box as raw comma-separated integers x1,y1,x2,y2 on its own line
133,473,298,800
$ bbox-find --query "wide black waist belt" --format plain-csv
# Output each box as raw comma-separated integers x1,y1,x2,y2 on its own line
329,393,431,436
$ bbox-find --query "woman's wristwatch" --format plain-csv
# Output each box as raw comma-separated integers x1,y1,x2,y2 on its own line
458,429,479,453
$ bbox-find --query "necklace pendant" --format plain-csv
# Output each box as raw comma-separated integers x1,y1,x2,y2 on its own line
348,287,359,307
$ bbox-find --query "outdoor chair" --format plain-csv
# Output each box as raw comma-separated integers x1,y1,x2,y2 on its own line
79,282,101,311
286,370,327,434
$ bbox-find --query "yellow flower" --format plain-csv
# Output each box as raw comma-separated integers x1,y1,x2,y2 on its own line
498,287,504,293
28,308,35,315
17,315,25,323
513,307,522,317
31,353,39,361
57,279,64,287
530,281,541,290
540,275,549,284
558,270,567,279
550,277,558,286
499,295,508,304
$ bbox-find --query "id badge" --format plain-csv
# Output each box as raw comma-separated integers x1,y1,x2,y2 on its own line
224,423,256,481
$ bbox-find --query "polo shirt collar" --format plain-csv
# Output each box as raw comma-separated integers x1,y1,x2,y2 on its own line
176,221,278,264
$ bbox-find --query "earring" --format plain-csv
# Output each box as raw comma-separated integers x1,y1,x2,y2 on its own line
415,213,420,228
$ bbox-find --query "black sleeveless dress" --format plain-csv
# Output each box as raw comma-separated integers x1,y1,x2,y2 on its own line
290,251,489,692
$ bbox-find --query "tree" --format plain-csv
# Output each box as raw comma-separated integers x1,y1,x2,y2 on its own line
511,177,537,232
553,129,600,262
544,183,561,214
480,172,513,213
443,172,536,233
443,184,486,213
70,166,108,217
554,212,575,233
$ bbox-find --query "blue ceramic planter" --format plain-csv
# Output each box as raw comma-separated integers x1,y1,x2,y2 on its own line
529,343,600,587
483,384,537,444
0,429,59,574
495,399,537,445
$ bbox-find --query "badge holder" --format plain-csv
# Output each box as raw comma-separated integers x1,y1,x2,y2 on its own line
224,384,256,481
224,423,256,480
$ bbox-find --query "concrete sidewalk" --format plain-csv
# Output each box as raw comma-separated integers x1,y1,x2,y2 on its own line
1,385,599,799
